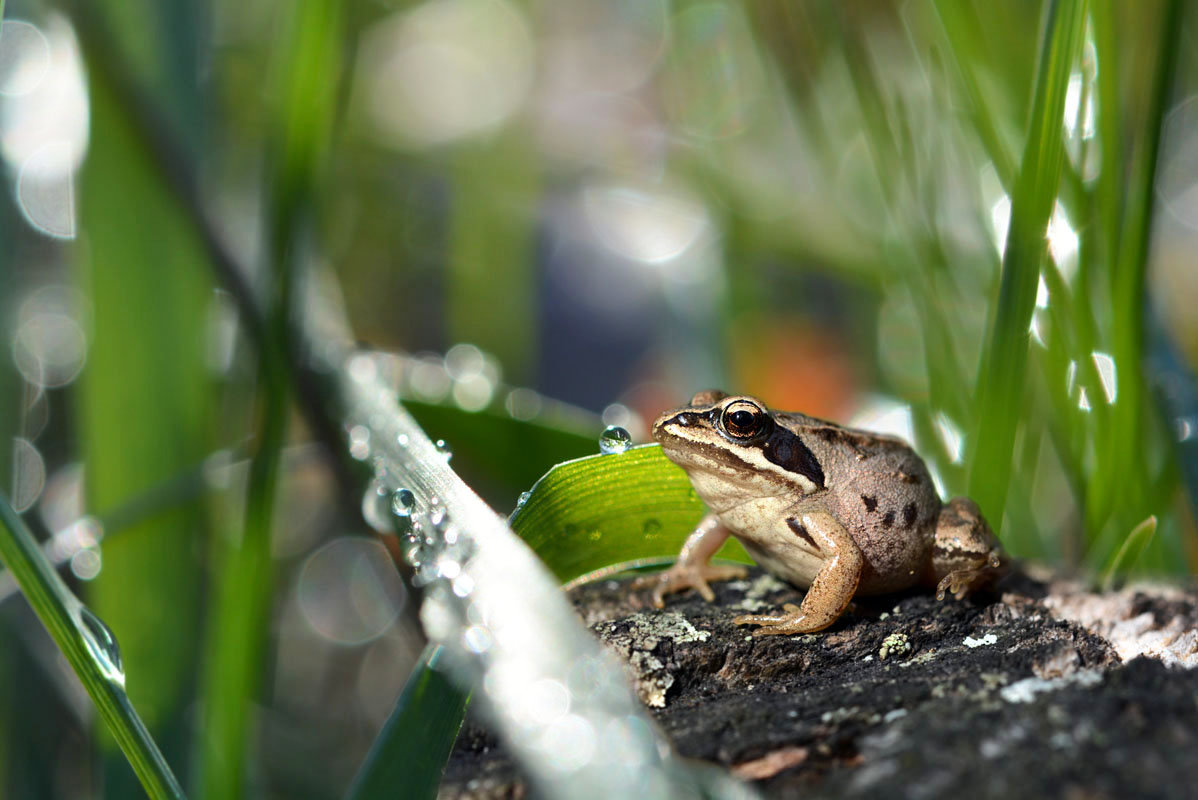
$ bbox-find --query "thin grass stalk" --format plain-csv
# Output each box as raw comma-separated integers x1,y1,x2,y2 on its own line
966,0,1087,526
1104,0,1182,542
930,0,1017,186
195,1,342,796
0,495,185,799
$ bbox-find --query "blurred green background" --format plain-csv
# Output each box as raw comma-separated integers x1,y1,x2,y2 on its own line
0,0,1196,797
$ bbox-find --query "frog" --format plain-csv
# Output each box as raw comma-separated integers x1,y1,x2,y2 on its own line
637,390,1005,636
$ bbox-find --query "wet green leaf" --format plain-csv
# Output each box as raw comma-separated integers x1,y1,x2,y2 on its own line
511,444,750,584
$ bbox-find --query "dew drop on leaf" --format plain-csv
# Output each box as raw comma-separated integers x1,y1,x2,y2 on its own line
599,425,631,455
78,606,125,687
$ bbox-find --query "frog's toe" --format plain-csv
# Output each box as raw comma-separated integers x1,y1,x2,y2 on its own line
633,563,747,607
934,564,995,601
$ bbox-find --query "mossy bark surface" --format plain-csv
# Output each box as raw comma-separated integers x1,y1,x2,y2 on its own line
442,567,1198,799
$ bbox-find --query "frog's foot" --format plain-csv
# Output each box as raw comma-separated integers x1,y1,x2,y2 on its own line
930,498,1006,600
731,603,821,636
935,549,1004,601
734,510,863,636
633,562,748,608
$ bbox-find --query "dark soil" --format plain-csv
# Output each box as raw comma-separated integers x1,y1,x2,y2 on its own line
440,568,1198,799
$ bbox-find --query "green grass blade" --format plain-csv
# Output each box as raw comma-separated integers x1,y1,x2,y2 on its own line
1104,0,1183,537
1100,515,1158,591
196,1,342,797
345,646,468,800
0,494,185,799
967,0,1087,527
346,444,740,800
74,20,211,795
931,0,1017,186
510,444,749,584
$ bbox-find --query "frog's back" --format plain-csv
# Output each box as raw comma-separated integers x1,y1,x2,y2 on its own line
782,413,942,594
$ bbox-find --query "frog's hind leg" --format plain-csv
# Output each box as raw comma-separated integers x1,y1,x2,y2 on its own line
733,511,863,636
928,497,1005,600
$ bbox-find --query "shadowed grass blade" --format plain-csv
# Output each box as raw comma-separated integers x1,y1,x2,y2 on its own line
196,1,343,797
345,646,468,800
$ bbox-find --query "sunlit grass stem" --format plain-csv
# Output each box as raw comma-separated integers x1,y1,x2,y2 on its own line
0,495,185,800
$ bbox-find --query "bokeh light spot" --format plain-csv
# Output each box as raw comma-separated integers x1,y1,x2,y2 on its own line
0,21,51,96
356,0,533,147
297,537,405,645
13,285,88,387
11,437,46,513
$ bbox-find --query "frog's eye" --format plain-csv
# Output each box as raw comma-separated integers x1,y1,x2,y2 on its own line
720,401,768,440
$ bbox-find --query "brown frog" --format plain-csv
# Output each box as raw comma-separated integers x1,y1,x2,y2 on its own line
638,391,1005,636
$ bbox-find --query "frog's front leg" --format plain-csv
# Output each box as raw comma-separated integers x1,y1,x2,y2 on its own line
928,497,1005,600
634,514,748,607
733,510,863,636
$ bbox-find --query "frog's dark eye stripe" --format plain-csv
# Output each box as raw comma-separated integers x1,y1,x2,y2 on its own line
762,425,825,489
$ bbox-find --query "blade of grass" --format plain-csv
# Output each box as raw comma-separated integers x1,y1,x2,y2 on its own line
1102,0,1182,545
195,1,342,797
344,646,468,800
0,493,185,799
75,25,212,797
345,442,749,800
966,0,1087,527
930,0,1018,186
331,340,761,800
1100,515,1157,591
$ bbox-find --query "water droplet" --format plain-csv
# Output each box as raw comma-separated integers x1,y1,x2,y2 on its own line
78,606,124,686
414,558,439,586
361,481,393,533
435,439,453,460
463,623,492,652
515,491,531,511
348,424,371,460
452,573,475,598
430,506,448,532
390,488,416,536
599,425,632,455
642,518,662,538
391,488,415,516
396,433,409,447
